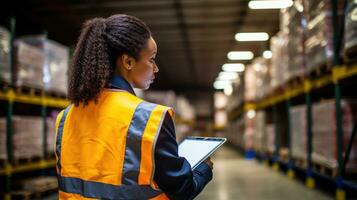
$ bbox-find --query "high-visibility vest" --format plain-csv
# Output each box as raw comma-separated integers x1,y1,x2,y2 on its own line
55,89,173,200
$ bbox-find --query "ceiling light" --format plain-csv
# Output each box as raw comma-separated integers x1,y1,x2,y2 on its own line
235,32,269,41
222,63,245,72
263,50,272,59
248,0,293,9
218,72,239,80
227,51,254,60
247,110,256,119
214,80,231,90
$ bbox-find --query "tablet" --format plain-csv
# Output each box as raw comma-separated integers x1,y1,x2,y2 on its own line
178,136,226,169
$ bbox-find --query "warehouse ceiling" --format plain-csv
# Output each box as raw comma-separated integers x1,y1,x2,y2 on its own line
1,0,279,93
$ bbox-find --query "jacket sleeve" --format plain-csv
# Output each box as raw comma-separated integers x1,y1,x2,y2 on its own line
154,112,213,200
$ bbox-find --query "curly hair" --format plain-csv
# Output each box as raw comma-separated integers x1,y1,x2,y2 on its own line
68,14,151,106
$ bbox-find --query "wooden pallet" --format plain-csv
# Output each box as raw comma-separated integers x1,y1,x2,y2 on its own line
12,156,42,166
12,176,58,200
292,157,307,169
14,86,45,97
312,161,338,177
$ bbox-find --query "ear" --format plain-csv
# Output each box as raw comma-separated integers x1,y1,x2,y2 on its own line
122,54,136,70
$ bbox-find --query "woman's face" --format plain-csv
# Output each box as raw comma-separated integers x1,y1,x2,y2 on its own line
130,37,159,90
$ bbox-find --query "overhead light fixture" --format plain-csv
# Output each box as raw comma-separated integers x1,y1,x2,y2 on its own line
218,72,239,80
248,0,293,9
247,110,256,119
222,63,245,72
235,32,269,42
227,51,254,60
263,50,273,59
214,80,231,90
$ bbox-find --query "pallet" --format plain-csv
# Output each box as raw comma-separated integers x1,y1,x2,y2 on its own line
312,162,338,177
12,156,42,166
14,86,45,97
292,157,307,169
45,90,67,99
12,176,58,200
305,62,333,80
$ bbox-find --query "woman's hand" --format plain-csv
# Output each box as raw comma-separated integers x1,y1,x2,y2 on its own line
204,157,214,169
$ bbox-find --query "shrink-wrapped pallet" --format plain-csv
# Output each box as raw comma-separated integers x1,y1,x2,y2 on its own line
0,118,6,160
303,0,343,72
312,100,357,169
0,26,11,83
12,116,43,159
290,105,307,159
46,111,59,154
14,40,44,89
280,0,305,79
270,32,289,89
252,58,270,100
344,0,357,58
19,36,69,94
253,111,266,152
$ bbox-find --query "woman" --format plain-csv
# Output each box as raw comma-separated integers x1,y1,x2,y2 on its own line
55,14,213,200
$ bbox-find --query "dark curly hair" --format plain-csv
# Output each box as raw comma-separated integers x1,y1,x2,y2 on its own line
68,14,151,106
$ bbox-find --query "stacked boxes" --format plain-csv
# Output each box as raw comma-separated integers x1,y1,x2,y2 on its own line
281,0,305,79
290,105,307,159
252,58,270,101
19,36,69,94
312,100,357,169
303,1,335,72
0,26,11,83
46,111,59,154
12,116,43,160
345,0,357,58
253,111,266,152
14,39,45,89
0,119,6,160
270,32,289,90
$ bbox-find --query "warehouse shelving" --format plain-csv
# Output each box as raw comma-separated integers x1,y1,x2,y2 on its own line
226,0,357,199
0,18,69,200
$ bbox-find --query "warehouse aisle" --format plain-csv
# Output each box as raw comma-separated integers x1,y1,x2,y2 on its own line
196,146,333,200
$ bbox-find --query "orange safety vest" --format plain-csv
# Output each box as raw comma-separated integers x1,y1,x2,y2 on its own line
55,89,173,200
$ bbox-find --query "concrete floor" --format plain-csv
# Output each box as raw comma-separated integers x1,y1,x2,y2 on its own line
196,146,333,200
43,147,333,200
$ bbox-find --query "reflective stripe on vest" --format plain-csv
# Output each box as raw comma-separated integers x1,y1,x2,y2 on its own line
55,91,171,200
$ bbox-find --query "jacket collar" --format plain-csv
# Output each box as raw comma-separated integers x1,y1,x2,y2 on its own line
109,75,136,96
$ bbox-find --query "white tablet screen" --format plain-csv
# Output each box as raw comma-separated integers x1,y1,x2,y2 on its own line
178,137,225,169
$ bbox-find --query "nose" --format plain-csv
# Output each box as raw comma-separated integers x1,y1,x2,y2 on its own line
153,63,159,73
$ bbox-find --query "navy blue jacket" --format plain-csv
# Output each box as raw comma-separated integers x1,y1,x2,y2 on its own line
109,76,213,200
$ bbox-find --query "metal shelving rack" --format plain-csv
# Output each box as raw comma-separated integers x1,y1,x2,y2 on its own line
0,18,69,200
227,0,357,199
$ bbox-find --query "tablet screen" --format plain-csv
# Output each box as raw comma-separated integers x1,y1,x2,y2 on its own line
178,137,226,169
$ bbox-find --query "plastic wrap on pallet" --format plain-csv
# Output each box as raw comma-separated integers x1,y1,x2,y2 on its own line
290,105,307,159
265,124,276,154
12,116,43,159
253,111,266,152
19,36,69,94
303,0,343,73
46,111,59,154
244,64,256,102
312,100,357,170
344,0,357,58
252,58,270,100
0,26,11,84
0,118,6,160
270,32,289,90
14,40,45,89
280,0,305,80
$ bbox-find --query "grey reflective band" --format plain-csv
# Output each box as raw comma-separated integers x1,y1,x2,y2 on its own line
56,105,72,174
122,101,157,185
58,175,162,200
